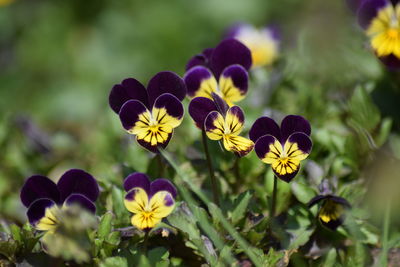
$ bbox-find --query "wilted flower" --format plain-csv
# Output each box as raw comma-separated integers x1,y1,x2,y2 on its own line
20,169,99,232
308,195,351,230
123,172,177,230
185,39,252,106
358,0,400,69
227,23,280,68
249,115,312,182
109,72,186,153
189,94,254,157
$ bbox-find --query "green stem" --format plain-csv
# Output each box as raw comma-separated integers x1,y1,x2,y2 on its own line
142,231,149,255
201,130,220,205
232,157,241,193
270,176,278,217
380,199,391,267
155,153,164,177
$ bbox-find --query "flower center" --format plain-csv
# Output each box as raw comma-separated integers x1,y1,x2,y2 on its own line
387,28,400,39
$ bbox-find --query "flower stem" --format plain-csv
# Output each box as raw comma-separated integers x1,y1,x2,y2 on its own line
201,130,220,205
380,198,391,267
232,157,241,192
270,176,278,217
156,153,164,177
142,231,150,255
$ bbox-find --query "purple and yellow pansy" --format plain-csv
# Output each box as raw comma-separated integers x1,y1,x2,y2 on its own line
184,39,252,106
358,0,400,68
308,195,351,230
123,172,177,231
227,23,280,68
109,72,187,153
20,169,99,232
189,94,254,157
249,115,312,182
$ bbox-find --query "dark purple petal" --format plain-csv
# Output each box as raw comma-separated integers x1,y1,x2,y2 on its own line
184,66,216,97
287,132,312,154
57,169,99,202
379,54,400,70
153,93,184,120
273,168,299,183
136,132,172,153
308,195,328,207
109,78,148,113
220,64,248,96
150,178,177,198
321,217,344,230
20,175,60,207
210,39,252,78
188,97,218,129
27,198,56,226
118,100,148,131
254,134,278,160
225,23,248,38
330,195,352,209
204,111,223,133
357,0,389,29
346,0,365,13
164,193,175,206
280,115,311,143
249,117,280,142
123,172,151,193
186,48,214,71
211,93,229,116
147,71,186,107
64,193,96,213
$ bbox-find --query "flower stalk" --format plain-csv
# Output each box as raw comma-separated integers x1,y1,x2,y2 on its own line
201,129,220,205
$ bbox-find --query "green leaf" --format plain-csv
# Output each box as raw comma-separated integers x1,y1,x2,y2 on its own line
148,247,170,267
291,181,316,204
230,191,252,225
323,248,337,267
348,86,380,132
99,256,128,267
98,212,113,240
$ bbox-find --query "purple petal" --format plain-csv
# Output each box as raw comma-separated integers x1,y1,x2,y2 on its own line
249,117,281,143
273,168,299,183
153,93,184,120
186,48,214,71
123,172,151,193
64,193,96,213
136,133,172,153
27,198,57,226
253,134,278,160
357,0,389,29
109,78,148,113
308,195,327,207
150,178,177,198
211,93,229,116
184,66,216,98
210,39,252,78
20,175,60,207
379,54,400,70
118,100,148,131
225,23,249,38
57,169,99,202
188,97,218,129
287,132,313,155
147,71,186,107
329,195,351,208
280,115,311,143
220,64,248,98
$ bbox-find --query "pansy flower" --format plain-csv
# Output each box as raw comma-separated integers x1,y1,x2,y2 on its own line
189,94,254,157
123,172,177,231
227,23,280,68
184,39,252,106
249,115,312,182
109,72,186,153
308,195,351,230
20,169,99,232
358,0,400,68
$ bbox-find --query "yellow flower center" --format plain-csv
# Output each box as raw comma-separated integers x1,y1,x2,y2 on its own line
387,28,400,39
